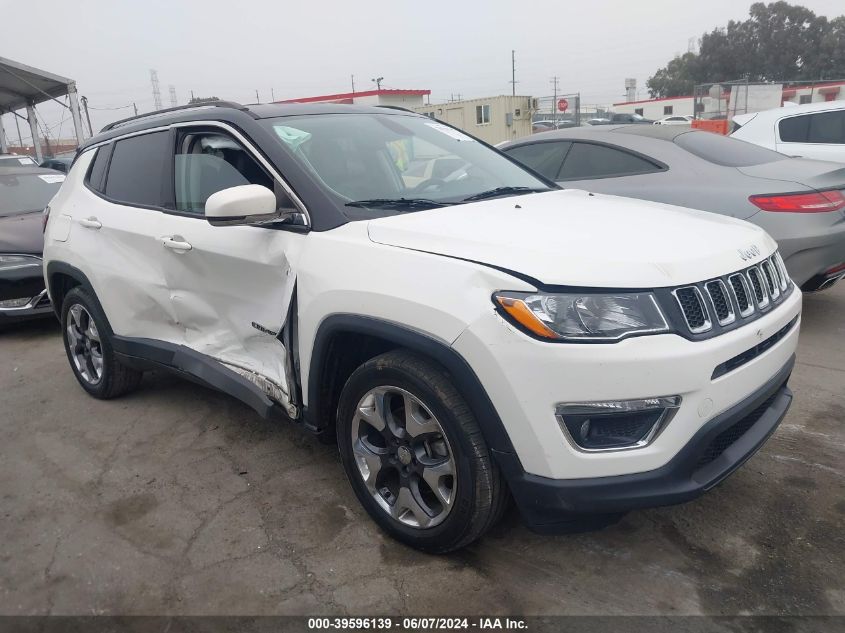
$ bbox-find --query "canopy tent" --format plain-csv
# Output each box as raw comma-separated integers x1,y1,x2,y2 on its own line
0,56,85,160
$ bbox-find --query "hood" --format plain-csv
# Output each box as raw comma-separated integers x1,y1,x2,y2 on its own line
367,190,776,288
0,211,45,255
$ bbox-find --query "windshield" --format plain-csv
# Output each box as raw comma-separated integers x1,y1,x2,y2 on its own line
261,113,551,217
0,173,64,216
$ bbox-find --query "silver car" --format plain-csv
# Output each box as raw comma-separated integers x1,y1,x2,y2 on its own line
500,125,845,291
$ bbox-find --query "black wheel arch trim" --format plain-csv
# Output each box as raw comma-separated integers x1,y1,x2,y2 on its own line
305,313,521,460
45,262,107,324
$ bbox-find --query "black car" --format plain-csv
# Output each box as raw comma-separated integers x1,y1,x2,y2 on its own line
0,165,65,326
40,156,74,173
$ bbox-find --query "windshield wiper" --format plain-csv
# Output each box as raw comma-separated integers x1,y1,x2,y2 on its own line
345,198,450,210
462,186,551,202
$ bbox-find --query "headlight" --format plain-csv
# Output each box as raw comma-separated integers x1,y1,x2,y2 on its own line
494,291,669,342
0,255,42,271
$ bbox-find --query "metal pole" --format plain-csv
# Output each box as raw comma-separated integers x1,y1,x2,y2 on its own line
511,50,516,97
0,113,8,153
255,89,260,103
351,75,356,93
67,82,85,144
81,96,93,137
133,103,138,116
26,102,42,161
14,113,23,146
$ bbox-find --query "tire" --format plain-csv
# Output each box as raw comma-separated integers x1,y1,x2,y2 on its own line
61,287,143,399
336,350,506,553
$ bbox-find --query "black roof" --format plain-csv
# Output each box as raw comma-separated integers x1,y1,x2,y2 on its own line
81,101,421,152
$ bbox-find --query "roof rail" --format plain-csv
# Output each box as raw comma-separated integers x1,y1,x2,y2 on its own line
101,100,251,132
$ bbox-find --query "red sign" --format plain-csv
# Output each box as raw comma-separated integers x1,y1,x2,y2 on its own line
557,98,569,112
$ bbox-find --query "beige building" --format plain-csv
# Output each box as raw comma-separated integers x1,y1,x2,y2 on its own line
414,96,534,145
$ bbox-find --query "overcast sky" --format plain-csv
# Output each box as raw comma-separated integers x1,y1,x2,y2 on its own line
2,0,843,144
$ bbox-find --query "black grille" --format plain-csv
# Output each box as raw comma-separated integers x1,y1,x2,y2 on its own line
706,281,730,322
676,287,707,330
668,252,791,337
761,263,776,295
695,391,780,469
729,275,750,313
748,268,765,304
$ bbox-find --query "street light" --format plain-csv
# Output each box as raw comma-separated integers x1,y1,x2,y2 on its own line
372,77,384,90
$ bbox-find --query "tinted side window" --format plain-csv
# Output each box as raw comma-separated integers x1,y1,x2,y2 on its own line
559,142,660,180
105,132,170,206
174,131,275,214
505,142,570,180
780,111,845,144
86,146,110,192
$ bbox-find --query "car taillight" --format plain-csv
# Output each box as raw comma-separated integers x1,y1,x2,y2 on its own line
42,205,51,233
749,190,845,212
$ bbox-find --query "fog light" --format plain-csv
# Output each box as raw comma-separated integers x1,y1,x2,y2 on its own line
0,297,32,309
555,396,681,452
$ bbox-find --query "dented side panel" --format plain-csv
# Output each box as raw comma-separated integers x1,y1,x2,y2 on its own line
155,214,304,408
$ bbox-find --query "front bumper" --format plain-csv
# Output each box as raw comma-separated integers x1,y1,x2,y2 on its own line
0,258,53,324
495,356,793,532
0,288,53,324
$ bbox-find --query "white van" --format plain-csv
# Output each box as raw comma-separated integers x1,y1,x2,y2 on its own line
732,100,845,163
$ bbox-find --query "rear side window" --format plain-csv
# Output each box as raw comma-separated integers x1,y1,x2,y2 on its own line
779,111,845,144
674,131,785,167
86,147,110,192
505,141,571,180
558,142,660,180
104,131,170,206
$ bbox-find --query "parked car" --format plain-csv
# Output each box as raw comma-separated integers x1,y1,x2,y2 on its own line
0,154,38,166
40,156,74,173
655,115,693,126
586,117,612,126
500,125,845,291
609,113,653,124
0,165,65,326
44,102,800,552
731,100,845,163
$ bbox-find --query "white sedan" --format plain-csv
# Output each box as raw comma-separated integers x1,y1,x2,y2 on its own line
654,115,693,126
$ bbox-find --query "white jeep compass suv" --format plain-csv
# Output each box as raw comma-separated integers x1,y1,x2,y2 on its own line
43,102,802,552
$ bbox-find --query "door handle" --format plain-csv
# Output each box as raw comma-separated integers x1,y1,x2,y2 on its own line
161,236,193,252
79,217,102,229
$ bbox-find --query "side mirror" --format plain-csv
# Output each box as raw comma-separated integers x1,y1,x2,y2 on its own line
205,184,279,226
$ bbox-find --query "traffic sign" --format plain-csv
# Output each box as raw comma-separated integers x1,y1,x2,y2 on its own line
557,98,569,112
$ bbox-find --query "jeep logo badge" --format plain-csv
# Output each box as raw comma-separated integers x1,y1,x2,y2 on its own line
737,245,761,261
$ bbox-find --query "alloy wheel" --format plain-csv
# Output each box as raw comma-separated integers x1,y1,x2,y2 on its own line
351,386,456,529
66,304,104,385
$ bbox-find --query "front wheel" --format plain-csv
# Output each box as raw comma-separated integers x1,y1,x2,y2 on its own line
336,350,507,553
61,287,143,399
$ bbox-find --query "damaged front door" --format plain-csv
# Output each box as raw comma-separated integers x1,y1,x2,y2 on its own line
158,126,305,416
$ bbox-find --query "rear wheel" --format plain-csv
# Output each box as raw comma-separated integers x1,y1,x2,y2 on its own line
61,287,143,399
337,350,506,553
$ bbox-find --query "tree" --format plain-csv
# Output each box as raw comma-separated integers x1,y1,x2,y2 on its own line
647,2,845,97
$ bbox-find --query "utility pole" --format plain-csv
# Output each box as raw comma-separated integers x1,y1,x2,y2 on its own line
510,50,517,96
271,88,275,102
80,96,93,137
550,76,560,125
169,85,177,108
255,89,260,103
133,102,138,116
351,74,356,93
